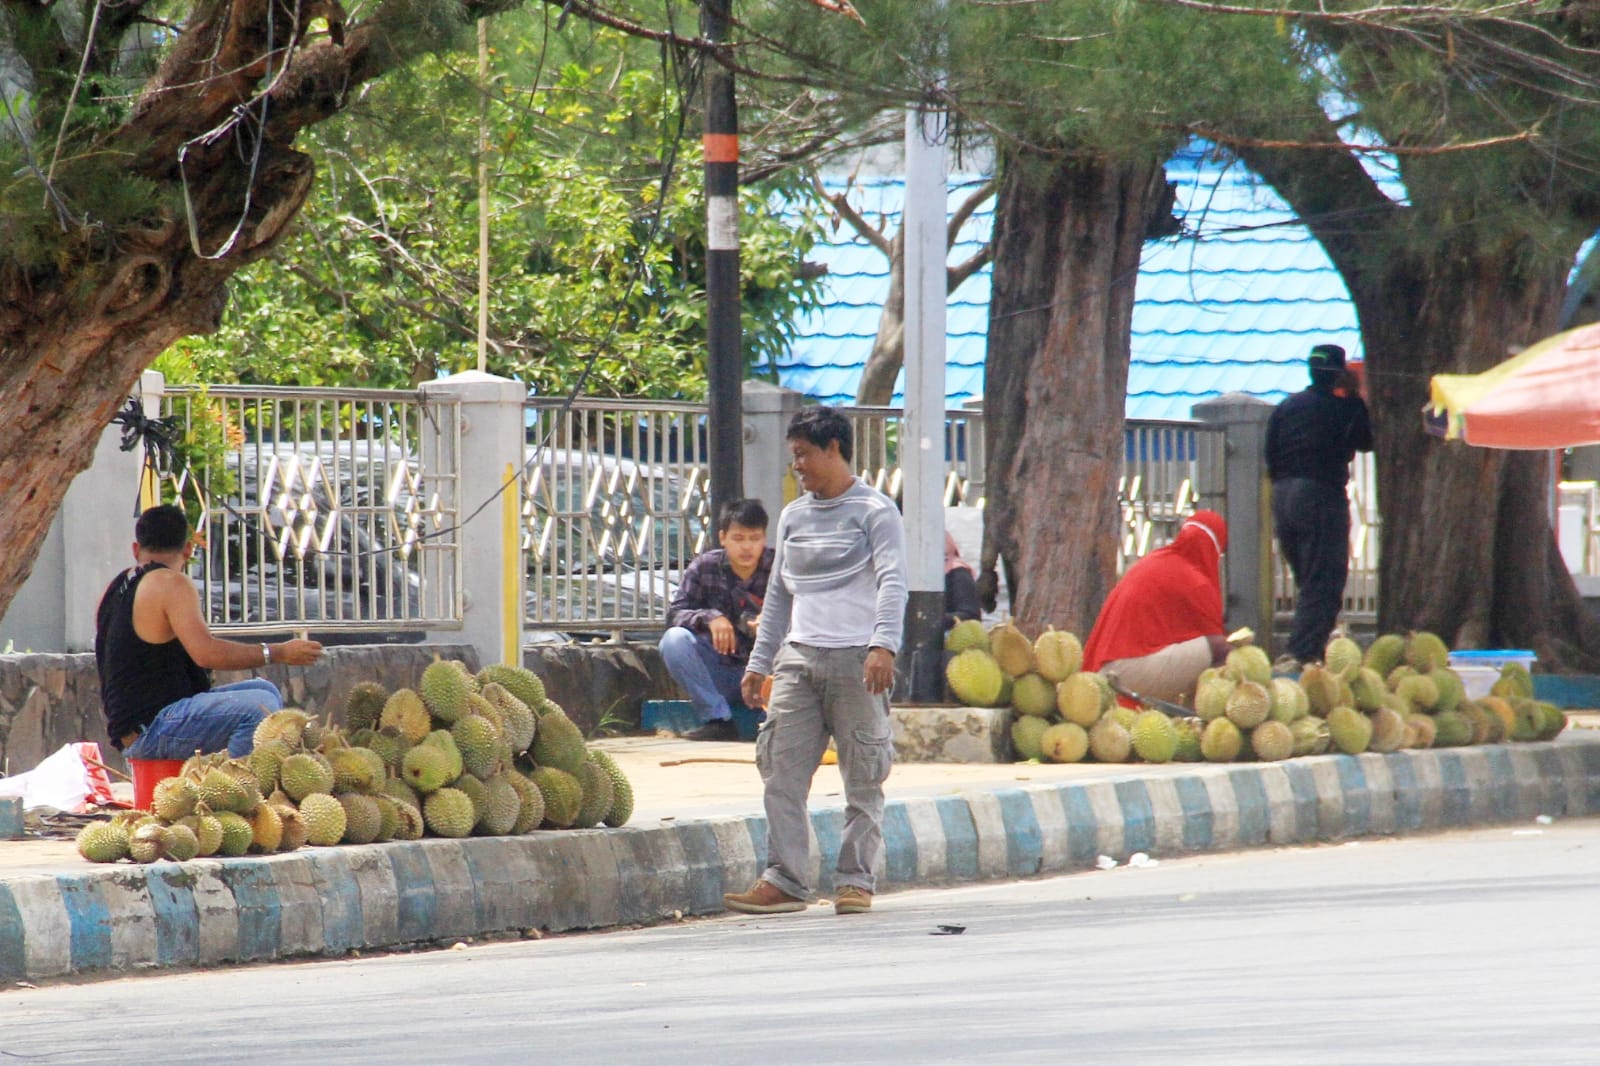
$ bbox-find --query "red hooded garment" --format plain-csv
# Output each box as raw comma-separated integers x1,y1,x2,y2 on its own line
1082,510,1228,671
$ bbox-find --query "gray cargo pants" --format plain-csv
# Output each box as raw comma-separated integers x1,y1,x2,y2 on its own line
755,642,894,898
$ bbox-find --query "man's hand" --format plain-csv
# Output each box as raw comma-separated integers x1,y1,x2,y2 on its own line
864,647,895,695
708,615,736,656
741,670,768,708
276,638,324,666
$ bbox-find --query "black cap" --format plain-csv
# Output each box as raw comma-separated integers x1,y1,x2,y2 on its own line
1309,343,1346,370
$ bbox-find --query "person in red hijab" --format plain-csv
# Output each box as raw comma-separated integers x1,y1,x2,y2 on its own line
1083,510,1230,706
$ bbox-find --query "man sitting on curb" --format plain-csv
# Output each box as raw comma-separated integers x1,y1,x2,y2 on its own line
96,504,324,760
659,498,774,742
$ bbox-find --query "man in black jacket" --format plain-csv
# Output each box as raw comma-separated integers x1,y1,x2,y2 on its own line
1266,344,1374,667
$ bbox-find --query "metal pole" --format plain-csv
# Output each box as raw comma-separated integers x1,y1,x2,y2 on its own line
476,17,490,375
702,0,743,517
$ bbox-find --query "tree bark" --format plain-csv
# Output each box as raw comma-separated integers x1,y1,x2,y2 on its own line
978,150,1175,637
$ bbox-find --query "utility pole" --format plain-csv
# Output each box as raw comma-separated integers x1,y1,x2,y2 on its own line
476,17,490,374
702,0,742,519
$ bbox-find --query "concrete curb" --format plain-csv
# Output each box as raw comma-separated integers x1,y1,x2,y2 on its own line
3,735,1597,984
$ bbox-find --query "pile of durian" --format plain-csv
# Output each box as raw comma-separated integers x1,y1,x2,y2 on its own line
76,660,634,864
943,621,1568,766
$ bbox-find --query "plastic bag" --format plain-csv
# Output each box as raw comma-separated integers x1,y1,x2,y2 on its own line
0,742,117,812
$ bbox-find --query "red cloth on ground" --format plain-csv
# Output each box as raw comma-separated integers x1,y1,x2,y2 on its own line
1083,510,1228,671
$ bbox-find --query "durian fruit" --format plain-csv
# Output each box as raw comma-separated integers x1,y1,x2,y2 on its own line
1431,669,1466,714
1200,718,1243,762
1478,696,1516,739
339,793,384,845
391,801,426,841
402,743,458,794
1326,706,1372,755
1537,702,1568,740
1395,674,1441,713
1225,681,1272,730
76,821,131,863
1011,714,1050,761
944,619,989,654
1368,706,1407,753
1495,662,1535,700
280,752,336,802
453,773,488,816
420,659,474,724
471,774,521,836
1249,720,1294,762
508,771,547,833
452,714,504,779
180,811,225,857
247,739,292,795
198,768,251,815
252,709,312,749
1195,675,1236,722
344,681,389,733
1088,718,1131,763
477,663,548,710
355,727,409,772
372,795,401,843
1039,722,1089,764
1363,633,1406,678
946,649,1005,708
215,811,255,856
329,746,385,794
129,824,172,864
1298,664,1342,717
419,730,465,779
1432,710,1473,748
1057,672,1108,727
1386,664,1418,689
1510,699,1542,742
1225,645,1272,686
382,775,422,811
531,766,584,828
1033,628,1083,683
424,788,477,838
1463,703,1498,745
1404,631,1451,673
572,761,616,829
531,712,588,775
152,776,199,822
164,823,200,862
1348,668,1386,713
588,749,632,828
1172,718,1204,762
481,682,537,754
1268,677,1308,723
276,805,308,851
988,621,1036,678
1109,704,1138,731
1324,636,1363,680
298,793,348,846
1404,713,1437,749
1130,710,1179,764
1010,673,1057,718
1289,716,1330,757
379,689,432,744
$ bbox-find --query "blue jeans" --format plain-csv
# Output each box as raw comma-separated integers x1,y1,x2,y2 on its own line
124,679,283,759
659,626,745,724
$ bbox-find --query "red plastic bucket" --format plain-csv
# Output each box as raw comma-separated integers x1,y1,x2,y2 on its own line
130,758,186,811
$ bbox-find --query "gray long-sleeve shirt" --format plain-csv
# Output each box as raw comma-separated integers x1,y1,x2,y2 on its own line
746,478,909,677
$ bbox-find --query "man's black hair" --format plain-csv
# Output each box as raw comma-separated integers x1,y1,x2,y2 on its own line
786,405,853,463
135,504,190,552
718,498,769,534
1309,343,1346,388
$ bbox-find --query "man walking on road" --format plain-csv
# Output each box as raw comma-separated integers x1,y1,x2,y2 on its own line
1266,343,1373,668
728,406,908,917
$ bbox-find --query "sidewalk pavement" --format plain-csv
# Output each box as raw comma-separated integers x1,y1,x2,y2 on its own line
3,721,1598,985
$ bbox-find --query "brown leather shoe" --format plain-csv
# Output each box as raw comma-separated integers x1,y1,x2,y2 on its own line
723,880,807,914
833,886,872,914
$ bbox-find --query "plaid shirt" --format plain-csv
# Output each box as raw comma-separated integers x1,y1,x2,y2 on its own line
667,547,774,665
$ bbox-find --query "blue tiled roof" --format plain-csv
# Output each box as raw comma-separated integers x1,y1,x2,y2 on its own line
773,142,1370,420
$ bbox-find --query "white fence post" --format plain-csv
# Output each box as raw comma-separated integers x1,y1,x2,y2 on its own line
740,380,805,510
420,371,524,666
1193,393,1274,653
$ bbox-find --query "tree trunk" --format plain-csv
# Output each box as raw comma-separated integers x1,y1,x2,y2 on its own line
978,150,1175,637
855,232,906,406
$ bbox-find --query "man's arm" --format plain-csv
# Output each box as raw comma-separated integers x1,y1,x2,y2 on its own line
666,556,724,632
743,514,793,692
146,569,322,668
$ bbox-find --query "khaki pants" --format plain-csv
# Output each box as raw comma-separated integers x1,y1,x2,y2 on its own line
1102,635,1213,706
754,643,893,898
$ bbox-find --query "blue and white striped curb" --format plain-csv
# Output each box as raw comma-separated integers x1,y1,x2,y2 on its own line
3,735,1596,983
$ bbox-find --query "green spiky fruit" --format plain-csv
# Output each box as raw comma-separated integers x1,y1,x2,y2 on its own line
588,749,632,828
537,699,564,720
344,681,389,732
1011,714,1050,761
1033,627,1083,683
470,774,520,836
1130,710,1179,763
508,771,547,833
1497,662,1535,700
1432,710,1473,747
1056,672,1107,727
1010,673,1057,718
1298,665,1341,716
1404,713,1436,749
1088,718,1131,763
1269,677,1308,723
1226,645,1273,686
944,618,988,654
1463,703,1496,745
275,805,308,851
247,801,284,852
1510,699,1542,742
572,760,615,829
987,621,1036,678
1368,707,1407,753
481,682,537,753
531,712,588,775
379,689,432,743
1249,720,1294,762
76,821,130,863
1537,701,1567,740
401,743,457,794
452,714,503,779
198,768,250,815
373,795,400,843
531,766,583,828
328,746,385,794
1430,669,1465,714
129,824,172,864
1396,674,1440,713
1405,631,1451,673
1327,706,1372,754
1225,681,1272,730
1172,718,1204,762
252,709,312,749
476,663,547,711
382,775,422,810
1290,715,1330,756
1363,634,1406,678
298,793,347,846
1038,722,1089,764
1200,718,1243,762
391,801,425,841
946,649,1005,708
1195,676,1236,722
152,776,199,822
356,727,409,772
419,729,465,778
279,753,335,803
180,812,225,857
453,773,487,817
1324,636,1363,680
338,793,383,845
246,739,292,795
215,811,255,856
163,823,199,862
423,787,477,838
1109,704,1138,732
420,659,474,725
1349,668,1386,713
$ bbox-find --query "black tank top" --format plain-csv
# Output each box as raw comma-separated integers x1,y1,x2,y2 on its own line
94,562,211,748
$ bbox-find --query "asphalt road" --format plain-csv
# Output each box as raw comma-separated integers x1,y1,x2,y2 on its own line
4,821,1597,1065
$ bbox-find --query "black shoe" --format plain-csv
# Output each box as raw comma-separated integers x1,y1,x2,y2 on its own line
683,718,739,742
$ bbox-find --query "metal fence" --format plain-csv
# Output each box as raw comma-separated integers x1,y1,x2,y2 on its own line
153,385,462,634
